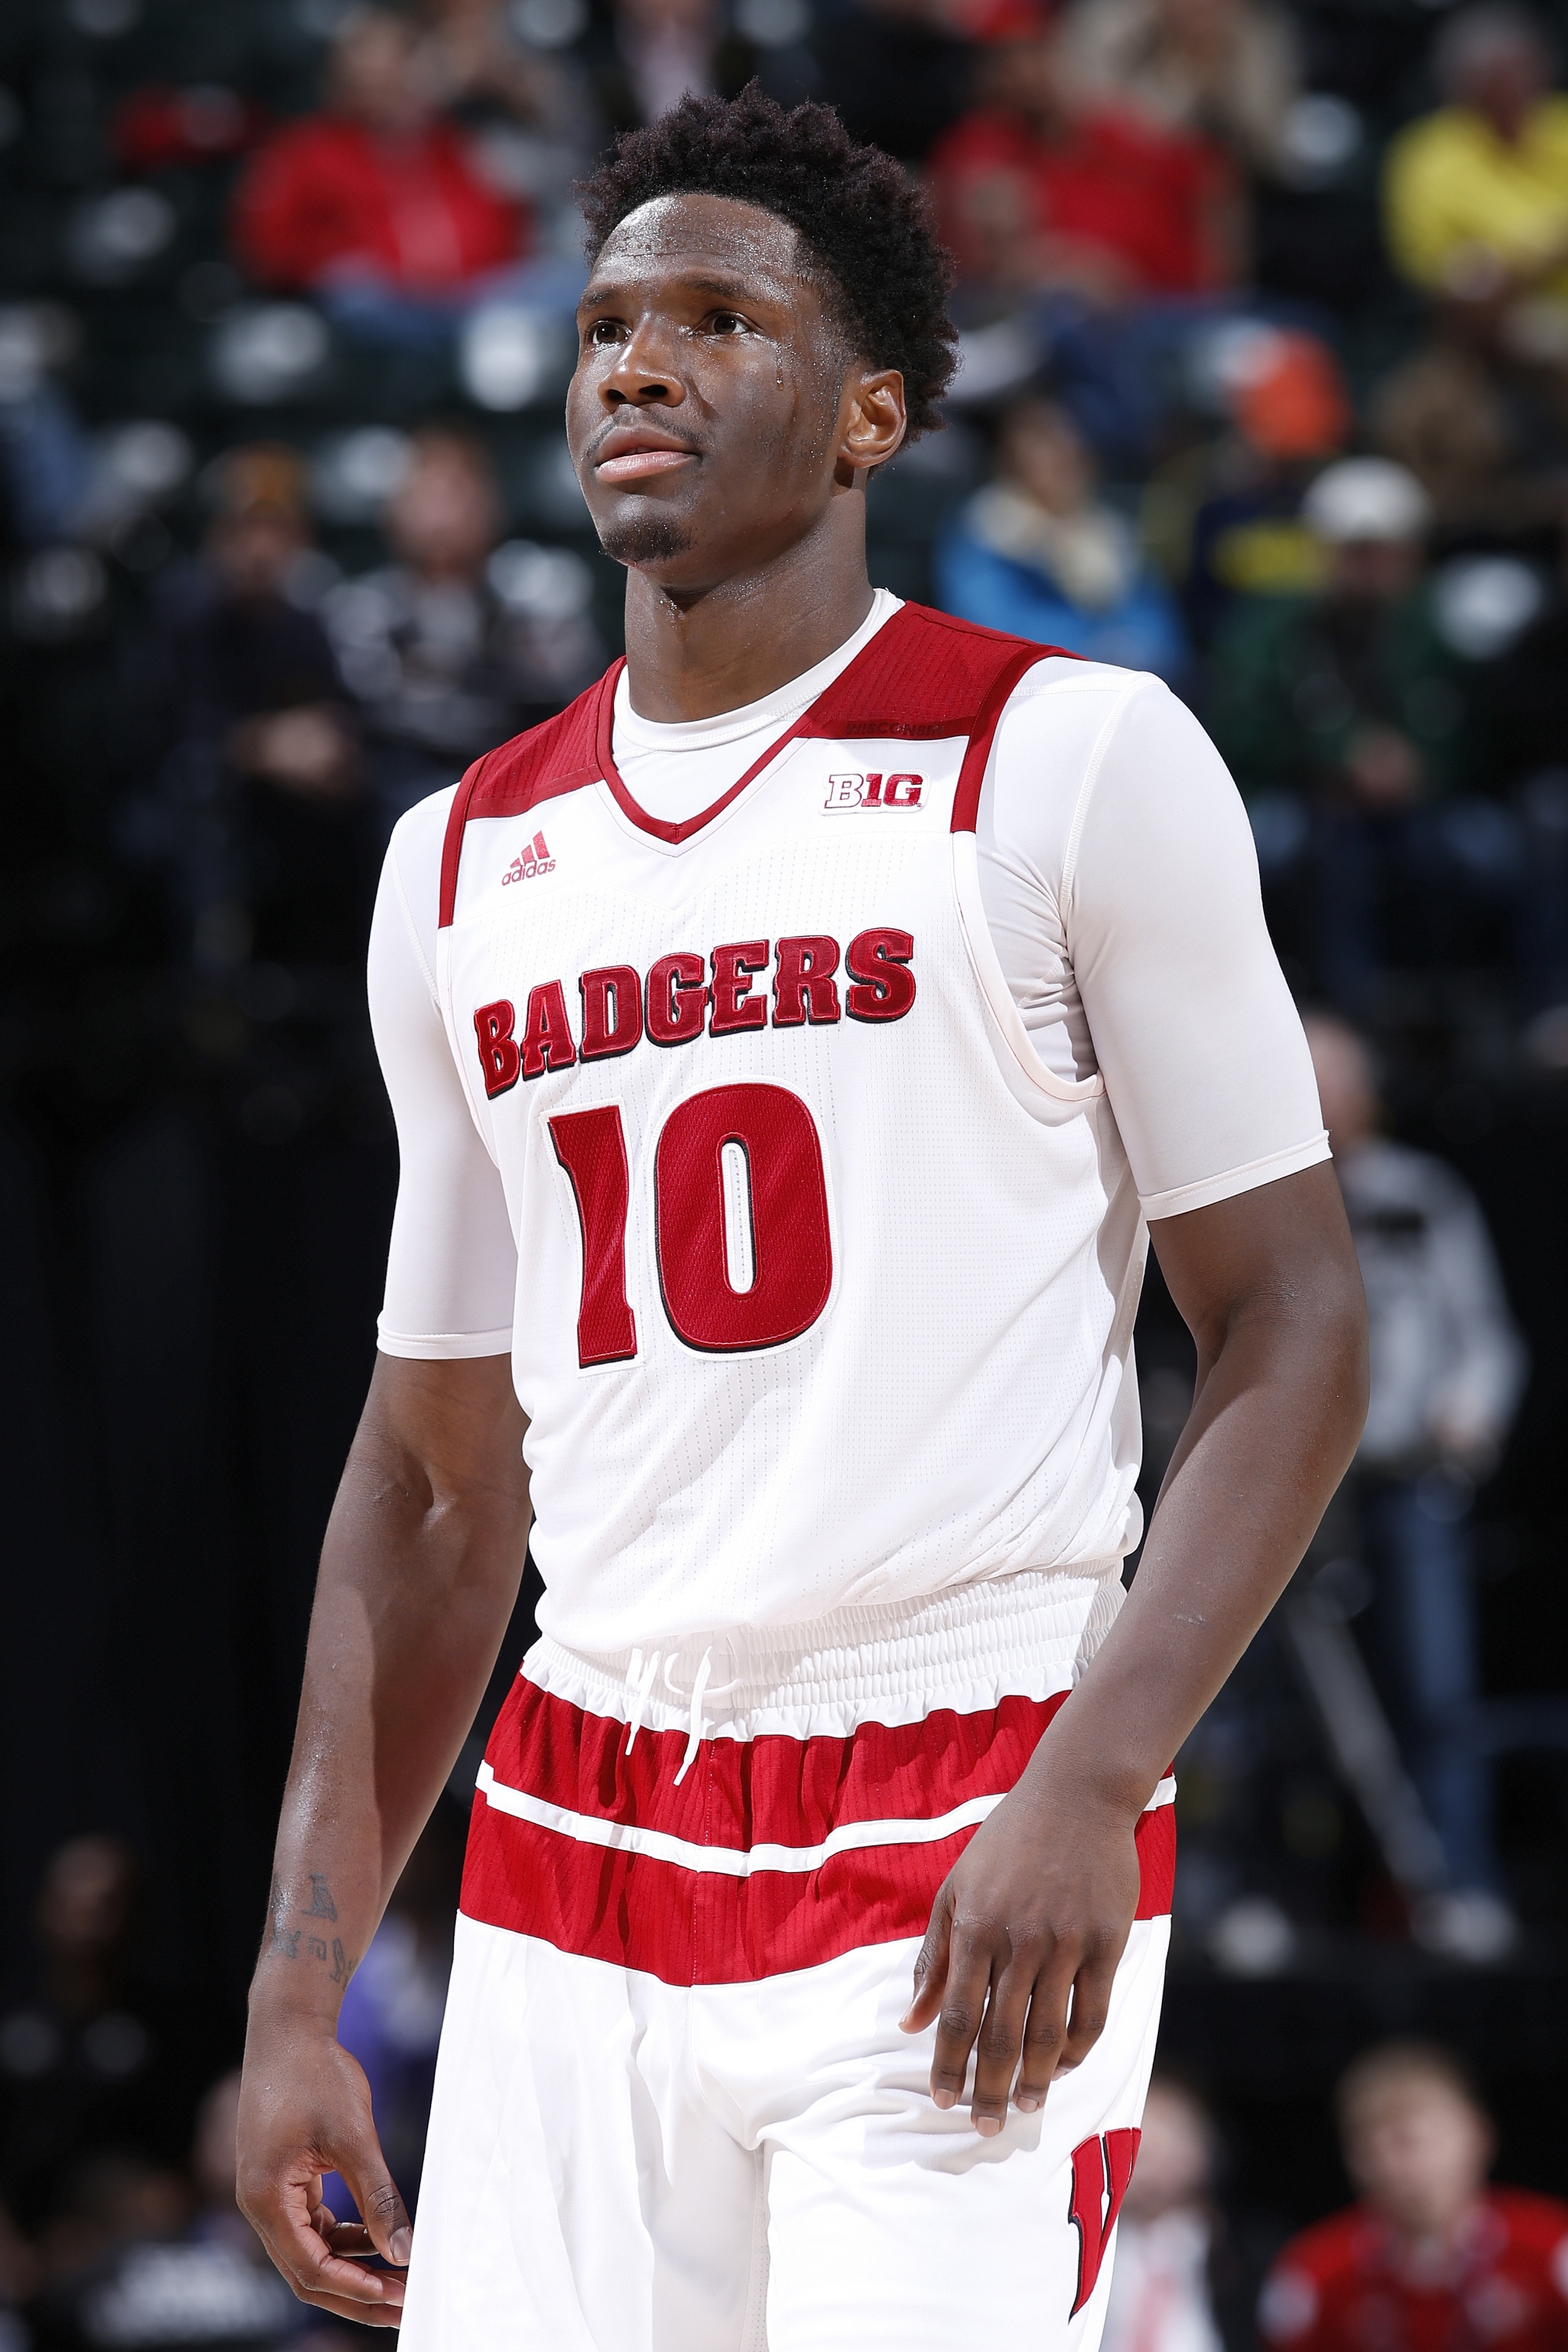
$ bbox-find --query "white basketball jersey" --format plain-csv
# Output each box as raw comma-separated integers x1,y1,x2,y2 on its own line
434,601,1145,1653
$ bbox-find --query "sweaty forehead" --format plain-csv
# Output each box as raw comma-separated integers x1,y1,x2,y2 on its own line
589,192,814,296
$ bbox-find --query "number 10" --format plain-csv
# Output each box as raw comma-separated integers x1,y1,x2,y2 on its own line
549,1081,833,1366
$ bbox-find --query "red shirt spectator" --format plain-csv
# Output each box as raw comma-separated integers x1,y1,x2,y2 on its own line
927,31,1238,297
1261,2191,1568,2352
1262,2046,1568,2352
233,8,527,296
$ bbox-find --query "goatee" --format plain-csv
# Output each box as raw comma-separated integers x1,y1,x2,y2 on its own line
597,512,696,566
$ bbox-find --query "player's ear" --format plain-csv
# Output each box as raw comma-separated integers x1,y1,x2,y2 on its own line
834,368,906,488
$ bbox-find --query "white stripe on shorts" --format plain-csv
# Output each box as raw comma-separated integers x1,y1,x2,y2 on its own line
474,1759,1175,1879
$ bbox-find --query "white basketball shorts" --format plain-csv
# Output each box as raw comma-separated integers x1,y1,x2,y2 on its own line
400,1570,1174,2352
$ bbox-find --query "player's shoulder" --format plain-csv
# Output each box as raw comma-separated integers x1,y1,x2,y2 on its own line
457,669,609,824
991,641,1192,774
1258,2209,1377,2346
386,665,615,886
1271,2205,1381,2284
813,600,1078,734
1486,2186,1568,2259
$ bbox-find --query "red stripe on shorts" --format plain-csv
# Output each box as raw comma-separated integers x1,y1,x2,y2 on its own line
485,1680,1072,1849
459,1679,1174,1986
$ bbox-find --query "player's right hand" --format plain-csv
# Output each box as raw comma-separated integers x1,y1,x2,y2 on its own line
237,2016,412,2328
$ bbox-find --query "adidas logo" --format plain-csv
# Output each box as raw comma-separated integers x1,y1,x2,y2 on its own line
502,831,556,886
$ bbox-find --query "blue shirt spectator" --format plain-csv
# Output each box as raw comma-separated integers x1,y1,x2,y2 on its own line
935,394,1188,678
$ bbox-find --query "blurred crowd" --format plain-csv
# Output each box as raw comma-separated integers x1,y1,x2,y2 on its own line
3,0,1568,2341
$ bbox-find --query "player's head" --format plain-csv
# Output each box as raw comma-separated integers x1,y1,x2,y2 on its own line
568,86,958,588
1336,2044,1494,2235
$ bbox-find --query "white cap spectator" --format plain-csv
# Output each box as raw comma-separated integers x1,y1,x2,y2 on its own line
1301,458,1434,545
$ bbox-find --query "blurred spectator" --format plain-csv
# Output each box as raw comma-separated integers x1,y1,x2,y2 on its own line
27,2074,349,2350
935,390,1188,675
1058,0,1301,177
121,444,373,975
323,426,602,830
816,0,977,165
1308,1018,1526,1947
1148,324,1350,645
1384,7,1568,318
232,9,531,344
418,0,574,133
0,310,94,551
589,0,811,134
417,0,602,237
1368,325,1568,545
929,27,1241,303
1206,456,1522,1010
1484,554,1568,1000
0,1842,216,2240
1101,2076,1225,2352
1260,2045,1568,2352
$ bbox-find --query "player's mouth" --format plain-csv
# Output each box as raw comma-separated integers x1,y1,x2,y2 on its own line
593,430,701,483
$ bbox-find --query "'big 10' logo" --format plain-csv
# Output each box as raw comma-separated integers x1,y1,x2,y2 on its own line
824,771,924,810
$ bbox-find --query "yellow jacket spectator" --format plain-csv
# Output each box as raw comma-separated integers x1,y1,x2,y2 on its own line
1385,5,1568,299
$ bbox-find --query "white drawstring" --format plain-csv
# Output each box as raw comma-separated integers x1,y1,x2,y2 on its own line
671,1646,713,1787
622,1647,661,1756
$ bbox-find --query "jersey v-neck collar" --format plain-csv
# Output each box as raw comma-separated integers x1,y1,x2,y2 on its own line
593,594,902,846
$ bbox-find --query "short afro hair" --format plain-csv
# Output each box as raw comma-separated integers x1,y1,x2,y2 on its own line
577,85,959,441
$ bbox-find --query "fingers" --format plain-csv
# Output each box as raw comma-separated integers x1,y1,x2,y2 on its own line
916,1935,1123,2131
261,2169,408,2321
1059,1937,1120,2073
898,1883,953,2034
336,2126,414,2270
1014,1961,1074,2111
325,2220,380,2259
926,1922,995,2117
967,1960,1037,2136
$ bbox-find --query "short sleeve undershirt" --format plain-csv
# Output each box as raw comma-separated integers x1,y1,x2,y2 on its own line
369,595,1327,1354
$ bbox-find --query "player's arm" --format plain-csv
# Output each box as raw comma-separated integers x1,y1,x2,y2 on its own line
237,1354,529,2325
238,817,527,2323
903,1167,1366,2128
903,679,1369,2129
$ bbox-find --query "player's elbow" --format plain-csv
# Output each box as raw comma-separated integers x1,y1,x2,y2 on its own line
1311,1249,1371,1471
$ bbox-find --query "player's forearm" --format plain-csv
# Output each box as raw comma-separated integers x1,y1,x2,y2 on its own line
250,1355,531,2027
1029,1166,1369,1819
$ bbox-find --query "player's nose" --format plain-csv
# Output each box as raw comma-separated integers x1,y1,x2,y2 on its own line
601,317,687,408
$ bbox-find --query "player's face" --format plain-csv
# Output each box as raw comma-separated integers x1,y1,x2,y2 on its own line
568,192,903,590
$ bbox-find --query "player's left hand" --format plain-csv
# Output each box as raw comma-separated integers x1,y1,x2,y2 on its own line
898,1779,1142,2135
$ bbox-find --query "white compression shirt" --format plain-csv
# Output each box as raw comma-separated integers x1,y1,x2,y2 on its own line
369,593,1327,1355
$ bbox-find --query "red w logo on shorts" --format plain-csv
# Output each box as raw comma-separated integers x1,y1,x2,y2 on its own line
1068,2127,1142,2315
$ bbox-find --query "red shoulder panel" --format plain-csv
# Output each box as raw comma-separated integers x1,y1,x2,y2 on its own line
438,666,619,928
797,603,1075,833
800,601,1063,739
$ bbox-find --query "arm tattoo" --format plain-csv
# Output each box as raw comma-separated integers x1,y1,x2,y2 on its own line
263,1876,300,1961
260,1874,354,1984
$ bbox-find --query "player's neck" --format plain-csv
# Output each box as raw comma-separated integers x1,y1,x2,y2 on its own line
619,495,877,724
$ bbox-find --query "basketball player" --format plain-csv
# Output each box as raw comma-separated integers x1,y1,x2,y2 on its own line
235,89,1367,2351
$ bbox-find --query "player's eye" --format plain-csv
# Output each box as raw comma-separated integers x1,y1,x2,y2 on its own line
585,318,624,346
708,311,749,336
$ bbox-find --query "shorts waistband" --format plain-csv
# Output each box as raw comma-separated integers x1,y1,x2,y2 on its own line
523,1566,1124,1748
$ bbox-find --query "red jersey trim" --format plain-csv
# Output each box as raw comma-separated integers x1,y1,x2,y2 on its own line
436,604,1074,925
950,643,1064,834
591,659,809,847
